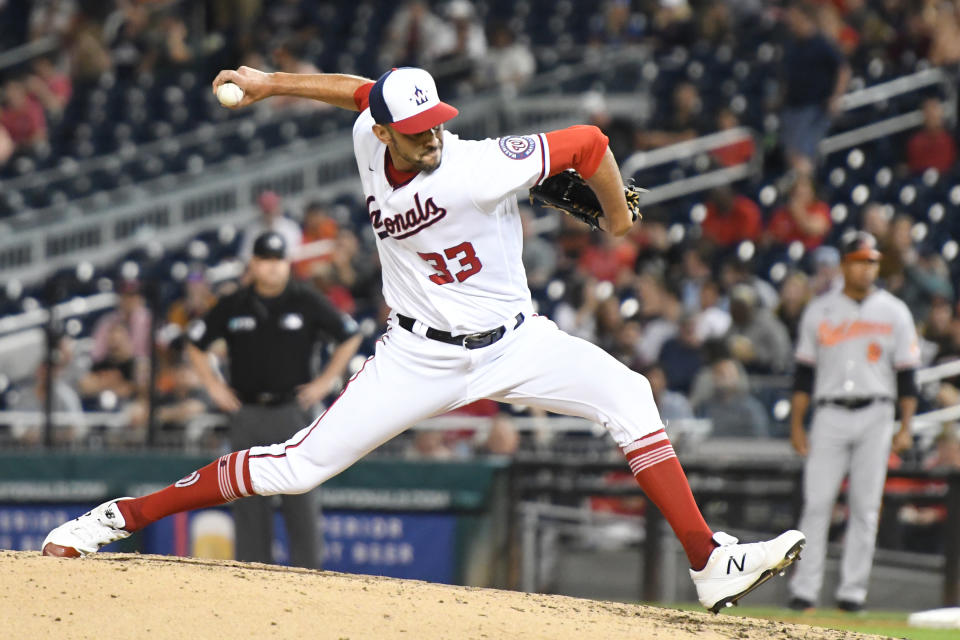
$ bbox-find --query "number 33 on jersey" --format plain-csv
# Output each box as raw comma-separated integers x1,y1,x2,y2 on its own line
355,108,549,336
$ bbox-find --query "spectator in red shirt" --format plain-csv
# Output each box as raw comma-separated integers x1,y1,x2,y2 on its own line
91,279,153,363
293,201,339,281
0,78,47,148
700,185,762,249
710,108,756,168
26,56,72,117
906,97,957,174
577,234,638,284
766,174,832,249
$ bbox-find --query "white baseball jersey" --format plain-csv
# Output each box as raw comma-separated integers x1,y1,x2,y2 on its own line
795,287,920,399
352,109,550,334
243,80,660,551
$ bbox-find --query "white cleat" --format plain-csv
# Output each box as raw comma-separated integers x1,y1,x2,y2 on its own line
41,498,134,557
690,530,806,614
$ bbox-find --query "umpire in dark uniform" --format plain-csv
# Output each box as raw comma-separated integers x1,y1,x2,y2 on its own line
186,231,362,567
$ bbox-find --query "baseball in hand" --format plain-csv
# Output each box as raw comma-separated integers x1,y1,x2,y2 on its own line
216,82,244,107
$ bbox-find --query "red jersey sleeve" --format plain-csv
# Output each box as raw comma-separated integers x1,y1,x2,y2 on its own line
544,125,609,179
353,82,374,111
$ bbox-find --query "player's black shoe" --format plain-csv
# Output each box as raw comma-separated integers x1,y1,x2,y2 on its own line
837,599,865,613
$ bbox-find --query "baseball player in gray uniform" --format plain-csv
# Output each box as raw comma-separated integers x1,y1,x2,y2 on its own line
787,231,920,612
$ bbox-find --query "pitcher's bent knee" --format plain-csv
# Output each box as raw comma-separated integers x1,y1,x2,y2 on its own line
600,371,664,445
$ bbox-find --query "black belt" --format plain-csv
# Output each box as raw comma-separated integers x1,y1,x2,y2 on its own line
397,313,525,349
237,391,297,406
816,396,894,410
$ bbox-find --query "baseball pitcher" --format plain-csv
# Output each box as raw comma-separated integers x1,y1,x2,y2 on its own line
43,66,804,612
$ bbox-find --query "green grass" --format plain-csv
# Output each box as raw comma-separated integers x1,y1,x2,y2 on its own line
674,604,958,639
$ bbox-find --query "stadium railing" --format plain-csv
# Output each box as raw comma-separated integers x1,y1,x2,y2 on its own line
2,351,957,448
619,126,762,206
0,94,613,285
0,35,58,71
820,66,957,156
4,56,950,287
613,66,958,212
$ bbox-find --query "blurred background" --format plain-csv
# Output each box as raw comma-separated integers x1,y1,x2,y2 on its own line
1,0,959,611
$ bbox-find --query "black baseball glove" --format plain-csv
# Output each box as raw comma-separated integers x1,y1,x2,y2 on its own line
528,169,646,231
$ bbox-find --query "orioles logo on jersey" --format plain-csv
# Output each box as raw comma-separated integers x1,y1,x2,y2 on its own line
817,320,892,346
367,192,447,240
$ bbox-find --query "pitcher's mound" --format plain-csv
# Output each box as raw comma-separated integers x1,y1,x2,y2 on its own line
1,551,883,639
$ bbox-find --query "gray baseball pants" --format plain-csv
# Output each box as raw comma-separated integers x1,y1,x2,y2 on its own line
230,402,320,569
789,401,895,605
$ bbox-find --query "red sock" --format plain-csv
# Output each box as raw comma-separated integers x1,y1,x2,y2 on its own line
624,430,716,570
117,450,254,532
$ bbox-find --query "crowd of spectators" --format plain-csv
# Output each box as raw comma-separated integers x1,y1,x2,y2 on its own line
9,172,944,455
0,0,959,171
0,2,959,476
11,178,958,458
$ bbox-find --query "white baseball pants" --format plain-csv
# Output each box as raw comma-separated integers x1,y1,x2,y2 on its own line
247,314,664,495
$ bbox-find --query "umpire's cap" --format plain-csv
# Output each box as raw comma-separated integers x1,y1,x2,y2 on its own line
841,231,882,262
252,231,287,260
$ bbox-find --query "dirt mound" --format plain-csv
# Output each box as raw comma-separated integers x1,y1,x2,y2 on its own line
1,550,887,639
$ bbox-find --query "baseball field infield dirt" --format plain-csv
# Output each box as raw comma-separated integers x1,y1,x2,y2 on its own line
2,550,891,639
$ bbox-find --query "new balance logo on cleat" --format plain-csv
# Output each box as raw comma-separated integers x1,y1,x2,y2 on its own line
691,530,806,613
727,554,746,574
